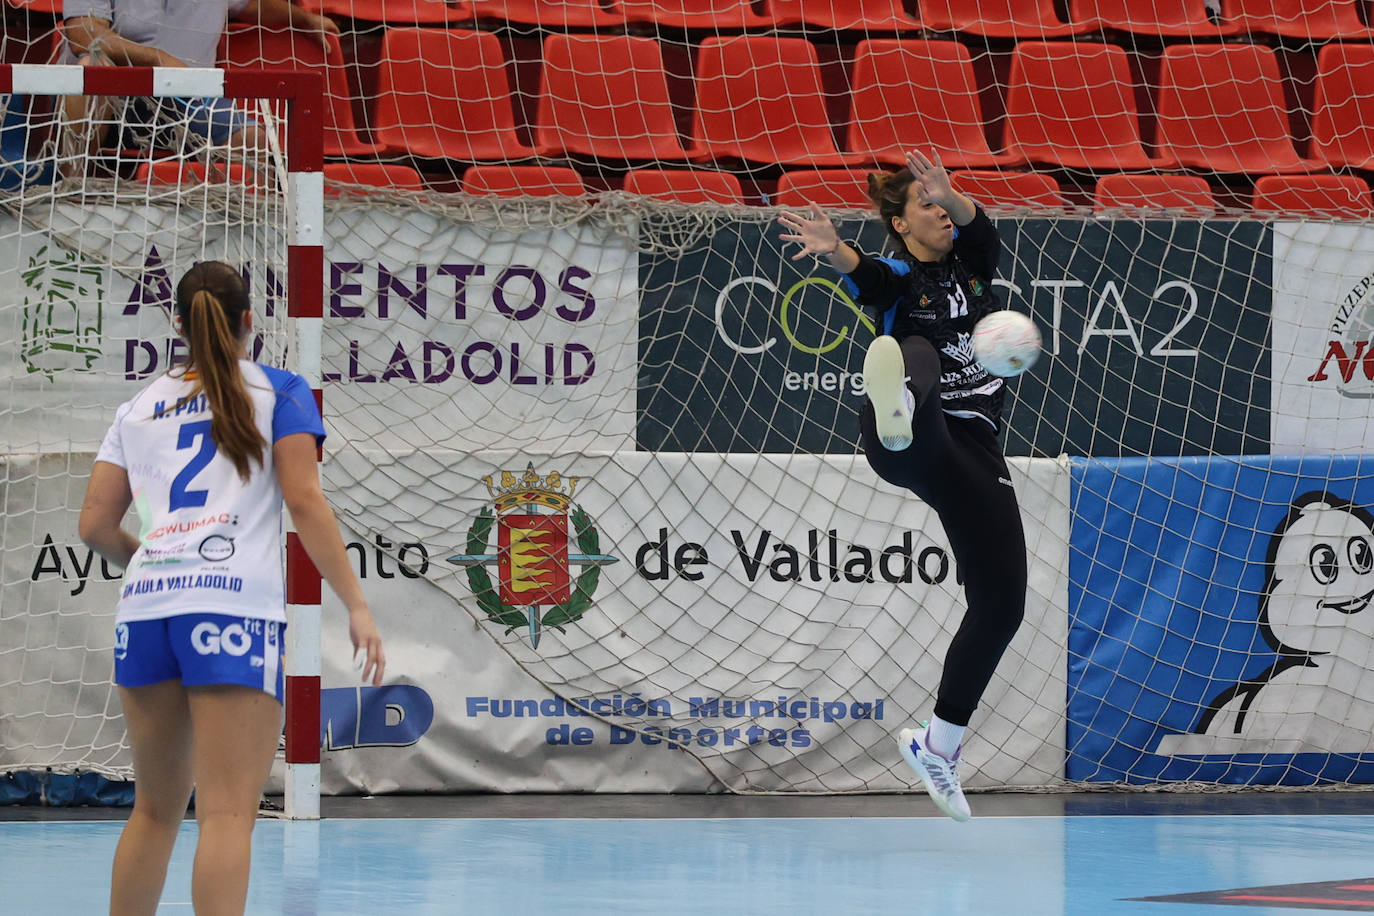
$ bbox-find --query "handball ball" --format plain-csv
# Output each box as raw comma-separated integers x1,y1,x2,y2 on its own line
973,310,1042,377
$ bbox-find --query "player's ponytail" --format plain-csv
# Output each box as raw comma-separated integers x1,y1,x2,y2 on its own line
868,170,918,250
174,261,266,483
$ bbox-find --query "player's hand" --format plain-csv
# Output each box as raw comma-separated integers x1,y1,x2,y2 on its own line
777,203,842,261
348,605,386,686
289,9,339,49
906,148,953,205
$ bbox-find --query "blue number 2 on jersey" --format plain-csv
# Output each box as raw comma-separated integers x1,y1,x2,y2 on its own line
169,420,216,511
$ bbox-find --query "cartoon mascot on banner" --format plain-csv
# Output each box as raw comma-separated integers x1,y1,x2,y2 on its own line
1157,491,1374,756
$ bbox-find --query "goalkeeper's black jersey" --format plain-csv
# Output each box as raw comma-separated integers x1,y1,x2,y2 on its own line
839,206,1007,430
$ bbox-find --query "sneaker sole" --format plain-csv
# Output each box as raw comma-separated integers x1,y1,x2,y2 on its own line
864,336,912,451
896,728,972,822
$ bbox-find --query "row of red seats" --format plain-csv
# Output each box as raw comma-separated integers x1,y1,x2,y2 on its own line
794,167,1374,216
221,28,1374,174
9,0,1372,39
134,159,1374,216
299,0,1374,41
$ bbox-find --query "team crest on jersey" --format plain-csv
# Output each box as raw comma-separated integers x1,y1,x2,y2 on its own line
919,294,931,307
943,332,978,365
970,277,985,296
448,465,618,649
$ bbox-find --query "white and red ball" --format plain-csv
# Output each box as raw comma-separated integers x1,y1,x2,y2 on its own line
972,310,1042,377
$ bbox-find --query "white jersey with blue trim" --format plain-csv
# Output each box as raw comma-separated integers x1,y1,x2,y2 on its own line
94,361,326,624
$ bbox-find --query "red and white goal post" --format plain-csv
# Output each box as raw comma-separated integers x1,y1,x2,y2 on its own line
0,63,327,819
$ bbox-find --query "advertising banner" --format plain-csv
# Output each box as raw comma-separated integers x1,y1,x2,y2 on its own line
6,451,1070,793
321,205,639,454
1271,221,1374,453
0,453,127,779
637,218,879,455
1068,454,1374,784
0,205,640,454
309,451,1070,793
638,218,1271,458
999,220,1270,458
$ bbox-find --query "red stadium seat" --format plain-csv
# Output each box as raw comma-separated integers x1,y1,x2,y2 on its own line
467,0,626,27
1311,43,1374,171
1251,174,1374,218
3,24,61,66
323,162,425,192
137,160,208,184
1068,0,1241,37
916,0,1094,38
1155,43,1322,174
765,0,919,30
1003,41,1173,171
619,0,770,28
534,34,687,161
846,39,1024,169
951,170,1066,211
688,36,866,167
1227,0,1374,39
373,28,533,161
136,160,264,190
5,0,63,12
1093,173,1218,215
219,25,380,158
775,169,874,209
461,164,587,197
623,168,747,204
303,0,465,24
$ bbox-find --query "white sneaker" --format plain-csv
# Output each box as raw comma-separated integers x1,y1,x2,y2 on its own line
863,336,912,451
898,723,971,822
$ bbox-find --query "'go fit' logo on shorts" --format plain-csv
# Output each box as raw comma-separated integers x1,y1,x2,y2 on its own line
190,621,253,656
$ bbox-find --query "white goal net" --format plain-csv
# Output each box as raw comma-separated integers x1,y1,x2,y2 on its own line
0,64,306,797
3,3,1374,799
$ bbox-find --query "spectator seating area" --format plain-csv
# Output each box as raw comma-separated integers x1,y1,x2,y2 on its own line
2,0,1373,214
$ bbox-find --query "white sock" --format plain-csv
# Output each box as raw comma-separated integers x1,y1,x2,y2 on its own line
902,385,915,414
925,716,966,760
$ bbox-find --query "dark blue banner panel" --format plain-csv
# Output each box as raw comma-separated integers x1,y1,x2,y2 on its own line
637,218,1271,457
638,218,875,455
999,220,1271,458
1068,454,1374,785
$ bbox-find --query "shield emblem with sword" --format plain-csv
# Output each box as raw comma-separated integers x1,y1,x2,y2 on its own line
448,464,618,649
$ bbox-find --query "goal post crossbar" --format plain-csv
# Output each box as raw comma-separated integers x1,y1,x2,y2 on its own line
0,63,326,819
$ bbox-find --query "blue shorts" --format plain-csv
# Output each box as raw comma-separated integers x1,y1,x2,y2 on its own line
114,613,285,702
122,96,259,147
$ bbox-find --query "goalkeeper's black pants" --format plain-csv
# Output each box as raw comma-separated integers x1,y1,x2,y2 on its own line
859,334,1028,728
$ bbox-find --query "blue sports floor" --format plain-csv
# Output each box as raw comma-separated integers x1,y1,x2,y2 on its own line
4,794,1374,915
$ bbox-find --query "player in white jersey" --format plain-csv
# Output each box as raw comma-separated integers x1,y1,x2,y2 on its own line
79,260,384,916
